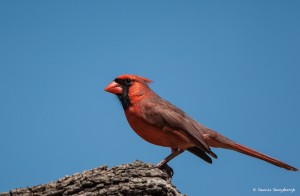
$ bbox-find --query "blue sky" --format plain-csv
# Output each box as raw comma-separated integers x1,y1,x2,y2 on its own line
0,1,299,195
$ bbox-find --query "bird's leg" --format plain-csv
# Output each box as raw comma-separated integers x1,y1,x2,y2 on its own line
156,148,184,177
156,149,184,167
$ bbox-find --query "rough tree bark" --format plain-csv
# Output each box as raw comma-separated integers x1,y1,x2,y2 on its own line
0,160,184,196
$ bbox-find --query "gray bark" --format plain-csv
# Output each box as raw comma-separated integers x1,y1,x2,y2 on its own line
1,160,184,196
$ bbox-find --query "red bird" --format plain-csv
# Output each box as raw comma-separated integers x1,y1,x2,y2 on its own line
105,74,298,174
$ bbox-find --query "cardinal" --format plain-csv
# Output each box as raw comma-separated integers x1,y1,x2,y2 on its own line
105,74,297,175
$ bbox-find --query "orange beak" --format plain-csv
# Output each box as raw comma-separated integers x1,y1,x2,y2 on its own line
105,81,123,95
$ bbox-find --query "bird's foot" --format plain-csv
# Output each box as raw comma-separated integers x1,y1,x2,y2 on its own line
156,163,174,178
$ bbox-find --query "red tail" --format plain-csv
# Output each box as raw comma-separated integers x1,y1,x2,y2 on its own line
228,142,298,171
205,131,298,171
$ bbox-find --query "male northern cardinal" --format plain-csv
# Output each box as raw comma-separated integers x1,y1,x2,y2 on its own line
105,74,298,174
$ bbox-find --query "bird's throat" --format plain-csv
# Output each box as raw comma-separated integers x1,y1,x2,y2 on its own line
117,85,131,110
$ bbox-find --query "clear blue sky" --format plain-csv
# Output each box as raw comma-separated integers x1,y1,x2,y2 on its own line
0,1,299,195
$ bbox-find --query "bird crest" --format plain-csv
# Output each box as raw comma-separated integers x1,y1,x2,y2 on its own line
116,74,153,83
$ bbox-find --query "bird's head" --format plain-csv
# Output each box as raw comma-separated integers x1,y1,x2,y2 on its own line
105,74,153,109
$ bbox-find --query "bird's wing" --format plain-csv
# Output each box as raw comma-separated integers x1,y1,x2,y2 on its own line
141,97,217,158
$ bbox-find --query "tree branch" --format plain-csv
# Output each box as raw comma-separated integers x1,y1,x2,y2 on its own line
1,160,184,196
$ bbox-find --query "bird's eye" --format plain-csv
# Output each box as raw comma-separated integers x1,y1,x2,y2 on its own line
124,78,133,85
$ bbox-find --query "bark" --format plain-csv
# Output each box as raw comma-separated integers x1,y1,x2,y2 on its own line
1,160,184,196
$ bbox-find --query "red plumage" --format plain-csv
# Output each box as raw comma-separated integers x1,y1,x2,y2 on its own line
105,74,298,173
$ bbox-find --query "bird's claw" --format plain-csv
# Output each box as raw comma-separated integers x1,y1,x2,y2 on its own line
156,163,174,178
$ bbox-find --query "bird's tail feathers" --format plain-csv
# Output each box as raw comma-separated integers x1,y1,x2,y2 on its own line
225,139,297,171
205,132,298,171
